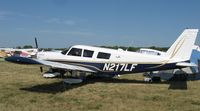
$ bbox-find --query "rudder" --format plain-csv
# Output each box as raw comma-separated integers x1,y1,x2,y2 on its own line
166,29,199,61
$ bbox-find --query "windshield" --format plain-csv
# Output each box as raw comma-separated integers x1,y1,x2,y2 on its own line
61,49,68,55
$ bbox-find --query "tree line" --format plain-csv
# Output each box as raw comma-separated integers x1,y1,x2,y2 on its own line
100,46,169,52
16,45,169,52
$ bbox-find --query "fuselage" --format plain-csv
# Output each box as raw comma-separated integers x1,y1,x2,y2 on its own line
4,29,199,77
37,45,183,75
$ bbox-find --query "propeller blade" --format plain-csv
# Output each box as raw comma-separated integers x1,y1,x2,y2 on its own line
35,37,38,49
34,37,39,58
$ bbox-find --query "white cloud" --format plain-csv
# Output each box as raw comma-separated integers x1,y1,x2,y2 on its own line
45,18,60,23
63,20,76,25
0,10,80,26
45,18,76,25
0,11,30,20
0,11,11,20
67,31,95,36
36,29,95,37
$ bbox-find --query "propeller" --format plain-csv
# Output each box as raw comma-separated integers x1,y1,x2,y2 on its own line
35,38,44,74
34,37,39,58
35,37,38,49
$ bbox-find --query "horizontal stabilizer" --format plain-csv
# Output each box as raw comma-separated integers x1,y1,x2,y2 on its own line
176,62,197,67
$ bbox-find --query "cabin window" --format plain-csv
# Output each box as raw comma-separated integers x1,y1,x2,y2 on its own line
83,50,94,58
97,52,111,59
67,48,82,56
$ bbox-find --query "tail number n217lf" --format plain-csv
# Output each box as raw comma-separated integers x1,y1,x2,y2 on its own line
103,63,137,71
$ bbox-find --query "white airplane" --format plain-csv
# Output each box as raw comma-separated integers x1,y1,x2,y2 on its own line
5,29,199,83
0,48,37,57
137,48,166,56
0,38,39,58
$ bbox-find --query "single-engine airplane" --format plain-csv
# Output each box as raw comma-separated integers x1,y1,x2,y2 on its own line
5,29,199,83
0,48,37,57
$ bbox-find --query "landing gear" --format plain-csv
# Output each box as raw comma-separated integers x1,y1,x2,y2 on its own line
41,67,65,78
143,71,161,82
63,71,89,84
41,67,89,83
144,77,161,82
144,77,152,82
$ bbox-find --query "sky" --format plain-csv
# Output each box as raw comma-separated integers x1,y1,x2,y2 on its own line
0,0,200,48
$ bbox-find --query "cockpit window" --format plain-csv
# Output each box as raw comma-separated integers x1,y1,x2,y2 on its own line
83,49,94,58
61,49,68,55
97,52,111,59
67,48,82,56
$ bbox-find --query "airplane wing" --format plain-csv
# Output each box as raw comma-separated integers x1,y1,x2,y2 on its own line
5,56,96,73
34,59,96,73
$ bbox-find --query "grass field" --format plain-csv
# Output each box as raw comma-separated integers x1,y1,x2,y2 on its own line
1,60,200,111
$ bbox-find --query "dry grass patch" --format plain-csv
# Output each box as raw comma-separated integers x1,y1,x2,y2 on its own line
0,61,200,111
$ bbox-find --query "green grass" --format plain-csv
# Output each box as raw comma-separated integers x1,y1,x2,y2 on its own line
0,61,200,111
0,58,4,61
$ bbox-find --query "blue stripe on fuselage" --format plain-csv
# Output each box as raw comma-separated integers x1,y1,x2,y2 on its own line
50,60,182,75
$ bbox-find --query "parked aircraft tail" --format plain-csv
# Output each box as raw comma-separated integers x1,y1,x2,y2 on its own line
166,29,199,61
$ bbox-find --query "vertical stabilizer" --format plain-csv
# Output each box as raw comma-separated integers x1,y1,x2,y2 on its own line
166,29,199,60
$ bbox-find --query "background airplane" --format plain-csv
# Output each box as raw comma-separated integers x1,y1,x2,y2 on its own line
139,45,200,81
0,48,38,57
